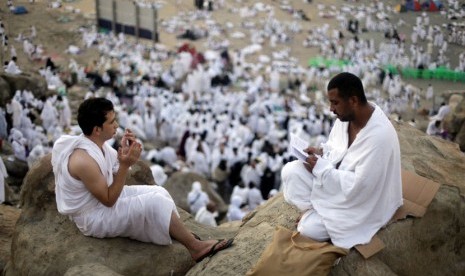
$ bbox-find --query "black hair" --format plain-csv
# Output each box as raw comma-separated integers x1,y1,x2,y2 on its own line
77,97,114,135
327,72,367,104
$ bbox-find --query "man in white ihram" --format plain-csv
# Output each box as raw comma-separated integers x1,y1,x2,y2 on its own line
52,97,232,263
282,72,402,249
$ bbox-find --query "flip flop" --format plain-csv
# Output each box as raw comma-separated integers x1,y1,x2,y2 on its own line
195,238,234,263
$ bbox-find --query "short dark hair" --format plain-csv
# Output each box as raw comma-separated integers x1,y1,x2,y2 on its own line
77,97,114,135
327,72,367,104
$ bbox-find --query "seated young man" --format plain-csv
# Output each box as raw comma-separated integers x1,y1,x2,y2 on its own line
52,97,233,262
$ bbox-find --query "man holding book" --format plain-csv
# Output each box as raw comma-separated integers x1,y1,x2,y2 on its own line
282,72,402,249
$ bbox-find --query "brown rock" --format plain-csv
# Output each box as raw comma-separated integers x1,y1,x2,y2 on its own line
393,120,465,194
0,205,21,274
5,154,237,276
444,97,465,151
64,263,123,276
0,73,49,102
0,77,11,107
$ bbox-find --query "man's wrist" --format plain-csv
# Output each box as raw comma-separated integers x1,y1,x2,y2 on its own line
118,163,131,171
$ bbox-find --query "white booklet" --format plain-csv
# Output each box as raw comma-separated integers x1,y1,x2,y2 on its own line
289,133,309,162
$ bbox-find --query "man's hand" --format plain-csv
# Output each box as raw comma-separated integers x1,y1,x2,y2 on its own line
121,129,137,155
302,147,322,173
118,137,142,167
303,154,318,173
303,146,323,156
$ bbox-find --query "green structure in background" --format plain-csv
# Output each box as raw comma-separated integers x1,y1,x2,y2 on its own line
384,65,465,82
308,57,352,69
308,57,465,82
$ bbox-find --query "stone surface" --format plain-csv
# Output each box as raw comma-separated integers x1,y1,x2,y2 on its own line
444,97,465,151
0,73,49,103
3,156,29,187
0,77,11,107
0,205,21,274
4,154,237,276
64,263,123,276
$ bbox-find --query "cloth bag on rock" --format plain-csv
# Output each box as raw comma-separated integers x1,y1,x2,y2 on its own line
247,226,349,276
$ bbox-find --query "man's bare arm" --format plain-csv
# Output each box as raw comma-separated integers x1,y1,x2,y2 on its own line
68,142,141,207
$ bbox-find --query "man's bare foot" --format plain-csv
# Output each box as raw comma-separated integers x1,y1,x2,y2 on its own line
191,238,234,263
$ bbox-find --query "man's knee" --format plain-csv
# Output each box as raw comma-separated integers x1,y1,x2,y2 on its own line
280,160,301,184
297,210,330,242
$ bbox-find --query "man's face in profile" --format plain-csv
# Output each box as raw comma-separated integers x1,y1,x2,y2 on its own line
327,88,355,122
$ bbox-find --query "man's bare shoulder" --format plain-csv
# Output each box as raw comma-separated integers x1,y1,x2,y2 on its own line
68,149,98,180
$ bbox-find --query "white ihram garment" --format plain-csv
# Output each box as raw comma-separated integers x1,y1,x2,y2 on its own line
52,135,177,245
282,104,402,249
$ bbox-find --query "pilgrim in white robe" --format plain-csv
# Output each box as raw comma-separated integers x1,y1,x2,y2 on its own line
10,129,27,161
195,206,218,227
187,181,210,215
40,100,58,134
227,195,246,222
5,60,22,75
52,135,178,245
0,156,8,204
143,111,157,140
426,85,434,100
230,184,249,206
281,104,402,249
0,108,7,141
247,185,264,211
6,98,22,129
27,144,46,168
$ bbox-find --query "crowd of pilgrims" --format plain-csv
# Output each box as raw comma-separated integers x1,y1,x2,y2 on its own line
1,0,464,217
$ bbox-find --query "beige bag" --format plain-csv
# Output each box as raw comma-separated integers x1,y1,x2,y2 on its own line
247,226,349,276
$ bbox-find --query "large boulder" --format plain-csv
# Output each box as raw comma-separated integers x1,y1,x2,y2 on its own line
0,77,11,106
2,156,29,188
393,120,465,194
64,263,123,276
444,96,465,151
0,73,49,105
0,205,21,274
4,154,237,276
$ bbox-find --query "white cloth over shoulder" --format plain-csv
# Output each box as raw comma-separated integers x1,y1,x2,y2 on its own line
282,104,402,249
52,135,177,245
